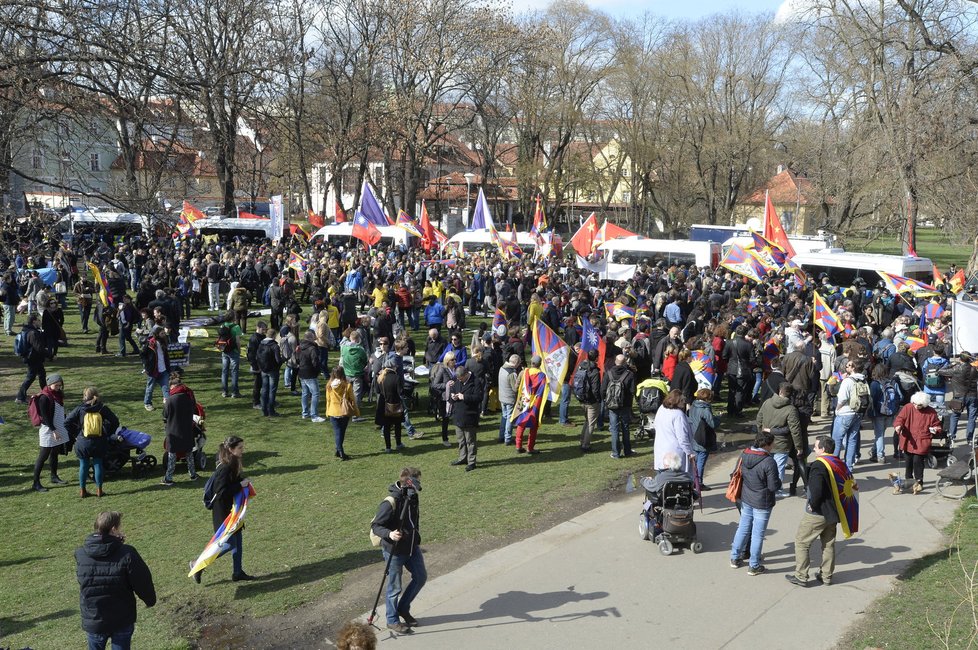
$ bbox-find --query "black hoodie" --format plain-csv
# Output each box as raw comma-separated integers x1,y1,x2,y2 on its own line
371,482,421,556
75,533,156,634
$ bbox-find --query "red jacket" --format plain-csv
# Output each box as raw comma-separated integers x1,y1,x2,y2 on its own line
894,403,941,455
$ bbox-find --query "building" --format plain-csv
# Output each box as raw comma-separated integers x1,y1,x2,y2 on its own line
735,167,825,235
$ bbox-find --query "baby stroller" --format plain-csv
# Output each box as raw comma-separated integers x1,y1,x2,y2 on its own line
402,354,419,410
161,417,208,472
926,403,954,469
103,427,157,474
635,378,668,442
639,475,702,556
936,444,977,500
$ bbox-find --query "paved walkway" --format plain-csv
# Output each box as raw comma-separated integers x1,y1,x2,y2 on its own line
365,442,959,649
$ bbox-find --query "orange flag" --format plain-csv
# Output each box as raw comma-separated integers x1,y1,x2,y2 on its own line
764,192,796,258
334,200,347,223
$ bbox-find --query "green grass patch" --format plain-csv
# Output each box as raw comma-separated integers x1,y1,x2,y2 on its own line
842,497,978,649
846,228,973,270
0,303,651,648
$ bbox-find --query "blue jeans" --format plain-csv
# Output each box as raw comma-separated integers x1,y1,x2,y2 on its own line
144,371,170,406
2,303,14,333
498,403,514,442
330,416,349,454
215,530,243,574
872,416,892,459
221,351,240,395
87,623,135,650
79,457,103,489
695,450,709,483
300,377,319,417
752,371,763,400
832,412,862,468
409,307,420,330
383,546,427,625
559,383,572,424
730,502,772,568
949,396,978,442
261,372,279,415
609,409,631,457
773,452,790,483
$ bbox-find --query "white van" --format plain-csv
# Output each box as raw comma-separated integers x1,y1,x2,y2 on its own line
598,237,721,269
312,223,411,248
791,249,933,287
445,230,538,256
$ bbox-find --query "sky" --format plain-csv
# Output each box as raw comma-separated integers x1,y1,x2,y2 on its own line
509,0,788,21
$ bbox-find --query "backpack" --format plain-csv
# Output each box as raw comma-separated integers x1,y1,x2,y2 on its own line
878,378,901,416
605,377,625,411
202,466,221,509
14,330,29,359
638,386,664,414
82,411,104,438
215,323,235,353
368,496,398,546
258,341,278,372
27,394,43,426
572,363,595,402
848,378,871,413
923,360,945,389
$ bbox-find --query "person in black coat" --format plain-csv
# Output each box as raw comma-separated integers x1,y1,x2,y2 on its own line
449,365,482,470
192,436,253,583
15,314,46,403
246,321,268,408
161,373,199,485
671,350,698,406
788,435,843,587
66,387,120,498
723,325,754,416
75,511,156,647
375,367,404,452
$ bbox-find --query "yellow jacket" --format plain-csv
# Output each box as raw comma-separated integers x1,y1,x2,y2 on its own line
325,379,360,418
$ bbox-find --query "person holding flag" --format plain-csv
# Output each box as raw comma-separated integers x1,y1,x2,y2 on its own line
786,435,858,587
511,355,550,454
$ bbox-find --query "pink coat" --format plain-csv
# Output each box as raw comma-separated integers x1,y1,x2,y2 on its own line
893,403,941,455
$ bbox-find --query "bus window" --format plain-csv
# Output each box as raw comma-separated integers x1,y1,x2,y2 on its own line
668,253,697,267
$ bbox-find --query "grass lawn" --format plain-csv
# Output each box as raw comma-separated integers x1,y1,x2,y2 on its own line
0,301,654,649
843,497,978,649
845,228,973,271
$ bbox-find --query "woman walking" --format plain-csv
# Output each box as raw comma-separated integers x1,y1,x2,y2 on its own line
375,365,404,453
31,374,68,492
430,352,457,447
325,367,359,460
893,391,942,494
66,387,119,498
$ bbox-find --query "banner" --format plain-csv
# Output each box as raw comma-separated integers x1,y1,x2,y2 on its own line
269,195,284,241
952,299,978,356
168,342,191,367
574,255,637,282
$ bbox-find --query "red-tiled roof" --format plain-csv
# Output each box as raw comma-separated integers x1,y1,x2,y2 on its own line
742,169,821,206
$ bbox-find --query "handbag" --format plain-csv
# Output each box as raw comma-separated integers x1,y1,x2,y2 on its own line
384,401,404,418
340,385,357,416
725,457,744,503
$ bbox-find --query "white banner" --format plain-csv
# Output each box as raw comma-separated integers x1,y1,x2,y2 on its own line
575,255,636,282
952,299,978,356
269,194,284,241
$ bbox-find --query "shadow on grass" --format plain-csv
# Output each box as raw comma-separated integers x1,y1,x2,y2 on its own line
0,554,53,568
897,547,956,582
231,549,379,598
0,608,76,637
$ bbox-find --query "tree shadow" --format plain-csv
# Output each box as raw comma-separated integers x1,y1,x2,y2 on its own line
0,554,53,568
230,549,379,598
0,608,75,637
413,587,618,632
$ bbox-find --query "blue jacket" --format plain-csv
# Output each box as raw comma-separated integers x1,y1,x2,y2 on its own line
424,302,445,326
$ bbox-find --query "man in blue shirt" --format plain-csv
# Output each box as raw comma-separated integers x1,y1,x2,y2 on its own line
424,296,445,330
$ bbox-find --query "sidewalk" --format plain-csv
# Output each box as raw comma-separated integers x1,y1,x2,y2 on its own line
368,443,959,649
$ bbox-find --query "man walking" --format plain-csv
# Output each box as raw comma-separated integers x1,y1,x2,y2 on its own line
246,321,268,410
140,326,170,411
786,436,857,587
449,365,481,471
723,325,754,416
603,353,636,458
371,467,426,635
218,312,243,398
497,354,520,445
75,511,156,649
15,314,46,404
832,357,869,468
257,326,283,417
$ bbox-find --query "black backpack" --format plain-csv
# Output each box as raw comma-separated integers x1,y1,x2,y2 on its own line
203,466,221,509
638,385,664,414
215,323,235,353
572,363,596,403
605,377,625,410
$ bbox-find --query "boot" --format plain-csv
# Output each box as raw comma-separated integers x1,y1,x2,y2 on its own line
96,487,105,498
912,481,923,495
49,475,67,485
80,488,90,498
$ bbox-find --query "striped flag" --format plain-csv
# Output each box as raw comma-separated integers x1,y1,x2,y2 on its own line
493,307,508,334
189,484,256,578
877,271,939,297
510,367,549,426
720,244,763,282
813,291,841,338
689,350,715,385
816,455,858,538
530,319,569,403
86,262,111,307
395,209,423,238
177,201,204,236
750,230,787,268
288,251,307,279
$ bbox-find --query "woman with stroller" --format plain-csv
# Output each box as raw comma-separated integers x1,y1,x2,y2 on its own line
893,391,942,495
325,366,359,460
66,387,120,498
192,436,253,583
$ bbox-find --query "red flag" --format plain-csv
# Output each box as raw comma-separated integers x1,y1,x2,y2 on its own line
334,200,347,224
308,209,325,229
418,201,434,252
351,213,381,247
949,269,967,294
763,192,797,258
532,196,547,231
290,223,310,242
238,211,266,220
570,212,598,257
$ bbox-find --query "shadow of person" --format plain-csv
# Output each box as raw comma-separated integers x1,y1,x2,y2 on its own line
416,587,618,630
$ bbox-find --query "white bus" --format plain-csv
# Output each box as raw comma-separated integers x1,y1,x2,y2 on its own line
196,217,276,240
598,237,721,269
445,230,539,256
312,223,412,248
791,249,933,287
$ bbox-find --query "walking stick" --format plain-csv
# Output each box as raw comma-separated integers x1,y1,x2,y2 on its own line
367,488,411,626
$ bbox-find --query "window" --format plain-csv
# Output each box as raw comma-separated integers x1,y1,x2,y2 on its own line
32,148,42,170
622,191,631,203
60,122,70,137
89,120,99,137
89,153,100,172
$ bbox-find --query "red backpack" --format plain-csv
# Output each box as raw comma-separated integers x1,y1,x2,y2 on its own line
27,394,43,426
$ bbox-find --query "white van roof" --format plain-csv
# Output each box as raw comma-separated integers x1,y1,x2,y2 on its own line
312,223,410,244
447,230,538,246
791,250,932,273
598,237,709,253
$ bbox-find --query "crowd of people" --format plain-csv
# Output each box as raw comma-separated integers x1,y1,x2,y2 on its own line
4,218,978,642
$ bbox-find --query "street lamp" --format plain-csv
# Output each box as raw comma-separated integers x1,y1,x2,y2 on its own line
464,172,475,226
445,180,451,232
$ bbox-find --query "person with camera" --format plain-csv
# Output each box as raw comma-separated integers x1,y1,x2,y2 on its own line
371,467,426,634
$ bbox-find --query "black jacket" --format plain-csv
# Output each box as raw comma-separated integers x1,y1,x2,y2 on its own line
296,339,321,380
602,364,636,410
805,457,840,524
451,373,482,428
575,360,601,405
246,331,264,372
739,447,780,510
939,361,978,400
371,482,421,556
722,335,754,378
75,534,156,634
66,401,120,459
210,461,243,529
671,361,697,405
21,324,45,365
257,338,283,373
424,335,447,366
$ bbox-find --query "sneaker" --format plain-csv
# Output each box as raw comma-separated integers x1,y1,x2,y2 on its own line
516,447,526,454
49,476,67,485
775,490,789,499
253,404,262,410
409,431,425,439
387,622,413,634
784,574,808,588
450,460,466,466
465,463,476,471
221,392,228,398
311,417,326,423
398,611,419,627
814,571,831,585
144,404,154,411
32,483,48,493
396,443,406,450
15,398,27,405
747,565,766,576
610,453,620,459
442,440,452,447
231,572,255,581
231,393,242,399
191,561,202,584
160,479,175,487
527,449,540,455
730,558,743,569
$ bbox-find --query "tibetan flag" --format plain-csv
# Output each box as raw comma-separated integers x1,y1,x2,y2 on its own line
816,454,858,538
289,223,310,242
351,212,382,247
784,258,808,289
813,290,841,338
877,271,939,297
288,251,307,277
334,200,347,223
830,371,844,383
689,349,716,385
948,269,967,294
750,230,787,268
493,307,508,334
763,336,781,371
720,244,762,283
611,303,636,328
359,181,390,226
570,212,598,257
924,301,945,323
763,192,797,258
510,367,549,427
177,201,204,235
189,484,256,578
906,335,927,352
532,196,548,232
395,209,423,238
308,209,325,229
530,319,569,403
86,262,111,307
749,248,779,276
